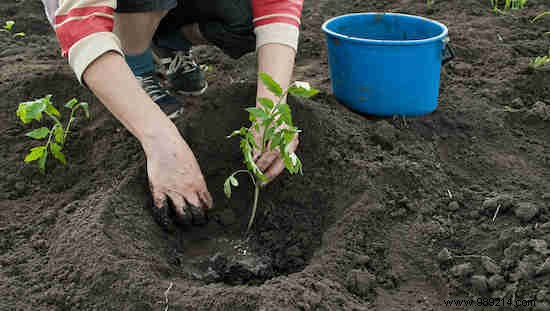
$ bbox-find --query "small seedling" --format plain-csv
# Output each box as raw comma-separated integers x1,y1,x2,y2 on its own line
16,95,90,173
530,12,550,69
491,0,527,14
1,20,25,38
529,48,550,69
224,73,319,231
532,11,550,35
427,0,434,9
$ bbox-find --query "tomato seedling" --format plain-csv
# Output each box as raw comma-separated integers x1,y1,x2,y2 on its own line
491,0,527,14
530,12,550,69
224,73,319,231
17,95,90,173
529,48,550,69
1,20,25,38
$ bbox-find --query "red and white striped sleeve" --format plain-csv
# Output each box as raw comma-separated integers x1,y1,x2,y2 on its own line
251,0,304,51
42,0,122,83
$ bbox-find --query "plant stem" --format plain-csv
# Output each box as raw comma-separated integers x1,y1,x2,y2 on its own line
63,108,77,146
247,183,261,232
233,170,256,186
44,124,55,154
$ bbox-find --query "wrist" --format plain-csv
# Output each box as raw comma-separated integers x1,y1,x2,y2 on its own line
138,120,181,154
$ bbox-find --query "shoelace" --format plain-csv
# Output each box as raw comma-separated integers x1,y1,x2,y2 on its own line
167,51,198,75
136,75,168,102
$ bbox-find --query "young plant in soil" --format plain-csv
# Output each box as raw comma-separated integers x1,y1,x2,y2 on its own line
491,0,527,14
529,12,550,69
16,95,89,173
1,20,25,38
529,48,550,69
224,73,319,231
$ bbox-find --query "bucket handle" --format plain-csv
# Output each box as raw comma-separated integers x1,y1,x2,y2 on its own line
442,37,456,65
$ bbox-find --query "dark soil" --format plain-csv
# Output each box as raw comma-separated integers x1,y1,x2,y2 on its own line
2,0,550,310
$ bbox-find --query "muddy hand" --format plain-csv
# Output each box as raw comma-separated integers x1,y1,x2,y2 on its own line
252,127,300,185
145,135,213,228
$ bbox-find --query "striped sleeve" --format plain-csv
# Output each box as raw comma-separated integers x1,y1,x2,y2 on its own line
53,0,122,83
251,0,304,51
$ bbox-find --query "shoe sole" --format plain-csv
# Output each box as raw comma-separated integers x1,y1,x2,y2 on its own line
176,81,208,97
152,50,208,97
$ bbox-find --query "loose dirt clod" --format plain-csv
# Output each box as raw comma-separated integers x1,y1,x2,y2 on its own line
488,274,505,290
346,269,376,297
470,275,489,294
451,263,474,278
447,201,460,211
535,302,550,311
371,121,397,150
529,239,549,254
481,256,501,274
437,248,453,264
537,258,550,276
514,202,540,222
354,255,371,267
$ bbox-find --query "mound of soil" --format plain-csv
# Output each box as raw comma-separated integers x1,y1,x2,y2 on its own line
2,0,550,310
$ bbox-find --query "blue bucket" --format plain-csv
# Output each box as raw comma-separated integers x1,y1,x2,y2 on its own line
322,13,454,116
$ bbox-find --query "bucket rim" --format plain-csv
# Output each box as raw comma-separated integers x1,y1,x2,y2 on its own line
321,12,449,45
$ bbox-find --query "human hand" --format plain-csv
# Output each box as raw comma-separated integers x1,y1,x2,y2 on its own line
144,133,213,228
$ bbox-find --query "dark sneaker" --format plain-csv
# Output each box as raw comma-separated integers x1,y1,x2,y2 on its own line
136,73,183,119
153,48,208,96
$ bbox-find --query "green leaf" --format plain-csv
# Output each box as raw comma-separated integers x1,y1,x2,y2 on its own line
50,142,67,165
64,98,78,109
24,146,45,162
25,127,50,139
79,102,90,119
38,149,48,173
263,127,275,146
288,85,320,98
281,151,302,175
282,129,297,145
224,178,232,198
16,98,47,124
44,95,61,118
270,132,283,151
532,11,549,23
277,103,293,126
258,72,283,97
54,125,64,144
227,127,247,139
13,32,25,38
257,97,275,111
245,131,259,149
281,150,294,172
4,20,14,31
229,175,239,187
246,107,269,120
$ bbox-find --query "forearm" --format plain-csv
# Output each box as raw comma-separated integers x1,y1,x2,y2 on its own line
256,43,296,104
83,52,181,150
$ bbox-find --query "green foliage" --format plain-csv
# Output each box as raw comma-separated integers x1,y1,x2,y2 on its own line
224,73,318,231
529,49,550,69
1,20,25,38
532,11,550,23
530,12,550,69
491,0,527,13
427,0,433,9
17,95,90,173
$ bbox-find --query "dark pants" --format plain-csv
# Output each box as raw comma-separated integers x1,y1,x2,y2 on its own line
116,0,256,58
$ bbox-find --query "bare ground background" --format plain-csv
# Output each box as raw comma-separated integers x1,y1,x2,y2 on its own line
1,0,550,310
